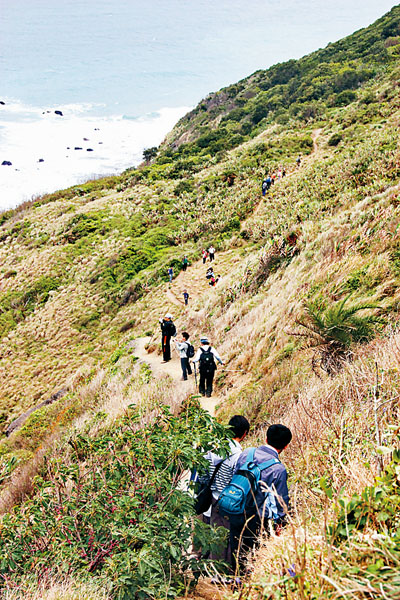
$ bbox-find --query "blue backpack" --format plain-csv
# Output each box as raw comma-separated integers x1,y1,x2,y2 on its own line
217,448,280,519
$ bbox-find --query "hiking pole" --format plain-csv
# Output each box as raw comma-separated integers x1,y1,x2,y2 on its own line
193,362,198,391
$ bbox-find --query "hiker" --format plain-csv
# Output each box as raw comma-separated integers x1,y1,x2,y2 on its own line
266,175,272,190
282,168,286,177
205,415,250,563
227,424,292,573
182,256,189,272
208,245,215,262
159,314,176,363
174,332,193,380
206,267,214,280
183,289,189,305
262,178,268,197
168,266,174,283
209,275,216,287
296,156,301,168
192,335,223,397
202,249,208,264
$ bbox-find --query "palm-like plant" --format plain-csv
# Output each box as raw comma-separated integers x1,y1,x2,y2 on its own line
295,295,383,375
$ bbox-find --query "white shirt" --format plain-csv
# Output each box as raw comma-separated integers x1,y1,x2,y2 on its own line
208,246,215,254
175,340,189,358
192,344,223,364
206,439,243,500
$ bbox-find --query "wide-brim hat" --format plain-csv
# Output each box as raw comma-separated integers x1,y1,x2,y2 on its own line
165,313,173,319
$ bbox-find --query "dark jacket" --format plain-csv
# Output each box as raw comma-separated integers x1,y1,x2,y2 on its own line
235,445,289,521
160,320,176,337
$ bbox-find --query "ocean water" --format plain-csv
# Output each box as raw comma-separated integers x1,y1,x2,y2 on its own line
0,0,396,208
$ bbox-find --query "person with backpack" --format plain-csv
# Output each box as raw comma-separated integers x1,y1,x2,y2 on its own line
206,267,214,280
204,415,250,563
159,314,176,363
192,335,223,397
174,332,193,380
262,178,268,197
217,424,292,573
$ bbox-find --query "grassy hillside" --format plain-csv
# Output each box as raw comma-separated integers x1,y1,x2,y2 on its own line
0,6,400,599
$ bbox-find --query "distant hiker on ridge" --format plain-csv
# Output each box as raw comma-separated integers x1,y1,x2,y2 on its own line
296,156,301,167
208,245,215,262
206,267,214,281
159,314,176,363
168,266,174,283
174,332,193,380
262,178,268,197
192,335,223,397
202,249,208,264
182,255,189,272
183,289,189,306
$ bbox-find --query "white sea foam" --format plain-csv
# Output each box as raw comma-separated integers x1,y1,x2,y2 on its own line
0,101,190,209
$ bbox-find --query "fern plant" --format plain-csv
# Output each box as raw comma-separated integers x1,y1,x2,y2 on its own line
295,295,383,375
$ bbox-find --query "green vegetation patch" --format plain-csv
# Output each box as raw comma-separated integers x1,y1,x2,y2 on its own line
0,275,61,339
0,401,230,599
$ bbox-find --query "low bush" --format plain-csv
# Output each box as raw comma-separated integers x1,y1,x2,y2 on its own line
0,401,230,599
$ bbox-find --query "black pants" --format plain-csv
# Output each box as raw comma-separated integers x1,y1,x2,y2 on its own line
230,510,262,574
182,263,187,271
180,357,192,379
199,369,214,396
209,253,215,262
162,336,171,361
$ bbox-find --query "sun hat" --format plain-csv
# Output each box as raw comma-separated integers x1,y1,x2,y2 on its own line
200,334,209,343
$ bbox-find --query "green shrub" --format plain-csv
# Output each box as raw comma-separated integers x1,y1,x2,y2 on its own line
334,90,358,106
0,402,230,599
328,133,343,146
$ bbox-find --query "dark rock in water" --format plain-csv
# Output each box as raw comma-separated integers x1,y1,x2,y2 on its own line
74,147,82,150
67,147,70,149
99,142,103,144
87,148,94,152
55,110,63,116
6,388,68,436
83,137,89,141
38,158,44,163
94,128,99,130
0,101,5,105
2,160,12,166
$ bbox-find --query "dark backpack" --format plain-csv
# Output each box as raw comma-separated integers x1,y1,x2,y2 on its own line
262,181,268,190
194,459,224,515
199,347,216,372
186,343,195,358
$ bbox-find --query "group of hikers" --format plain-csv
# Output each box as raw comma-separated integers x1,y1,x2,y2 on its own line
195,417,292,580
159,314,222,396
261,157,302,196
158,315,292,577
166,245,219,308
202,245,216,263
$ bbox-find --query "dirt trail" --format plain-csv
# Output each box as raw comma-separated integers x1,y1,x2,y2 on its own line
312,127,323,153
